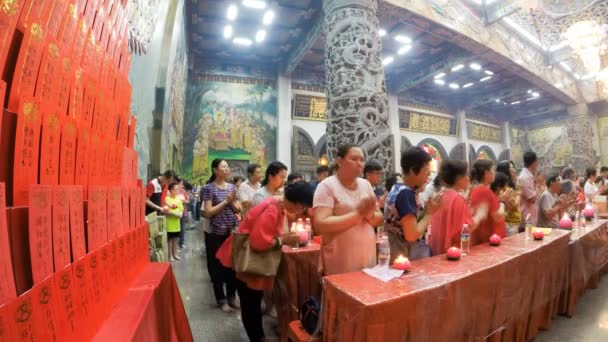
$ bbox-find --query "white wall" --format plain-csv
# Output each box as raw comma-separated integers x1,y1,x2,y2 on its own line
292,119,326,144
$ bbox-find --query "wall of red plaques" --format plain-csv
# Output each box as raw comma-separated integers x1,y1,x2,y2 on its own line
0,1,149,340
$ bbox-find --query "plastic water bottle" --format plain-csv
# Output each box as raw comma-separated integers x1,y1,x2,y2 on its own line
574,211,580,229
525,214,533,240
378,236,390,267
460,224,470,256
304,218,312,242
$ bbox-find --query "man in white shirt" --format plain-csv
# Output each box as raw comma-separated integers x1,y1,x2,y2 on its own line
538,173,566,228
237,164,262,218
518,151,540,225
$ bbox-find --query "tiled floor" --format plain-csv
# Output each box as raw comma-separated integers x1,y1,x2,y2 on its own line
173,225,608,342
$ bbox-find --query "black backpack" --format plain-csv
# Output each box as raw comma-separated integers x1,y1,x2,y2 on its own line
299,296,321,335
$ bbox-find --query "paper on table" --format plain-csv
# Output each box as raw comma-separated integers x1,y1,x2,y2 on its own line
363,266,404,282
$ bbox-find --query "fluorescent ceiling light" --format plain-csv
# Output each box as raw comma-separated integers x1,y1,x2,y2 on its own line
451,64,464,72
262,10,274,25
532,91,540,97
470,63,481,70
379,29,387,37
484,70,494,75
223,25,233,39
255,30,266,42
510,101,521,105
394,35,411,44
434,72,446,79
503,17,543,49
227,4,238,21
480,76,492,82
434,79,445,85
382,56,394,66
233,37,252,46
462,82,474,88
449,83,460,89
397,46,411,55
495,99,500,103
242,0,266,9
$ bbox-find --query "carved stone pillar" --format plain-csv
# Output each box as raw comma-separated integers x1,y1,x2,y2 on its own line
323,0,393,171
566,103,599,174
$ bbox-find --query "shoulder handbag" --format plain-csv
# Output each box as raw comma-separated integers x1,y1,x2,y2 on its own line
231,202,283,276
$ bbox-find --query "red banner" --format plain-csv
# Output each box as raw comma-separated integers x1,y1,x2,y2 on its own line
29,185,54,284
54,264,82,340
0,183,17,306
32,274,60,341
57,2,79,57
69,186,86,258
72,256,93,339
52,186,71,270
0,0,23,73
55,56,72,116
69,67,84,122
71,19,87,66
36,41,61,109
74,127,90,197
12,100,42,206
59,118,77,185
82,76,96,128
8,21,46,112
39,111,62,185
88,186,108,251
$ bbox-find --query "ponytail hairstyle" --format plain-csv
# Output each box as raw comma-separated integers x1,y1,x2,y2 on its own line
207,159,227,184
470,159,494,184
261,161,288,187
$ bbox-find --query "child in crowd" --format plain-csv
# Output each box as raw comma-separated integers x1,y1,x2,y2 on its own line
165,182,184,261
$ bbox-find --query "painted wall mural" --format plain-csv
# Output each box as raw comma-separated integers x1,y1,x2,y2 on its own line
183,78,277,182
161,1,187,174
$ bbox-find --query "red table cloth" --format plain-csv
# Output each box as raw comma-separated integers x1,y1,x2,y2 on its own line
322,230,570,342
274,243,322,340
94,262,193,342
559,220,608,316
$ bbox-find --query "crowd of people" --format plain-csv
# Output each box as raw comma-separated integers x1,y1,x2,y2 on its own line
145,144,608,342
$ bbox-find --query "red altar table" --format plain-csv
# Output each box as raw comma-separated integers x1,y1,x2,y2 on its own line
322,230,570,342
274,243,322,340
94,262,193,342
559,220,608,317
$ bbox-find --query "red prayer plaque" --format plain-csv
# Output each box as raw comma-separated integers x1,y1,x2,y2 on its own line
69,67,84,122
115,235,127,291
7,288,38,341
97,244,111,318
69,186,86,258
52,186,71,270
57,2,79,57
81,30,97,80
71,19,88,67
0,0,23,74
0,81,4,145
39,111,62,185
128,187,135,230
59,119,77,185
0,183,17,306
55,57,72,116
0,300,15,341
121,188,129,234
36,41,61,109
29,185,54,284
12,100,42,206
44,0,68,39
92,4,104,43
88,186,108,251
71,256,93,339
8,21,46,112
74,128,91,197
82,0,98,30
17,0,52,30
82,76,97,128
86,250,104,331
32,274,60,341
107,186,121,240
54,264,83,341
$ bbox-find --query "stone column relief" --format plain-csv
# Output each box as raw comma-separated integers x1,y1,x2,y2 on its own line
566,104,599,174
323,0,393,171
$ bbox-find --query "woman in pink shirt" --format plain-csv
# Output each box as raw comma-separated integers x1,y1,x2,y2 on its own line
313,144,384,275
430,160,488,255
216,182,314,342
469,160,506,246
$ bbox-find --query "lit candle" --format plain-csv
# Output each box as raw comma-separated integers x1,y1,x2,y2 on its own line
393,255,411,271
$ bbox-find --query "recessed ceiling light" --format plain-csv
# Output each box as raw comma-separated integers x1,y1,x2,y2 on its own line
470,63,481,70
397,46,411,55
449,83,460,89
484,70,494,75
233,37,253,46
223,25,233,39
434,79,445,85
527,89,532,93
382,56,394,66
262,10,274,25
480,76,492,82
462,82,474,88
510,101,521,105
379,29,387,37
451,64,464,72
227,4,238,21
242,0,266,9
255,30,266,42
495,99,500,103
532,92,540,97
394,35,411,44
434,72,446,79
